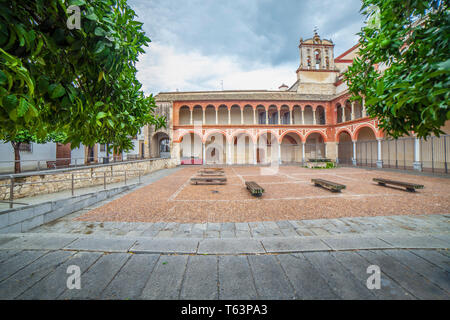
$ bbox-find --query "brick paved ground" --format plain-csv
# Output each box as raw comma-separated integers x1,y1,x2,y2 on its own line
75,166,450,223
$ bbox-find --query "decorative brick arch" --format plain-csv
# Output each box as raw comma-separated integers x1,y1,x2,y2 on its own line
230,129,256,144
335,128,354,141
304,129,328,142
202,129,228,143
255,129,280,143
174,129,202,143
354,123,381,140
279,130,304,143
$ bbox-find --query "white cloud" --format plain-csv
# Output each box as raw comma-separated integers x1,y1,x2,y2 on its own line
137,42,297,95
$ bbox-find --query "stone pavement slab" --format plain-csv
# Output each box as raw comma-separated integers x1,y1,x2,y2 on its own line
261,237,330,253
377,235,449,249
130,238,199,254
218,255,258,300
247,255,296,300
198,238,264,254
321,236,393,251
18,251,103,299
140,255,188,300
100,253,159,300
180,255,218,300
0,250,74,299
58,252,131,299
276,253,339,300
64,237,136,253
357,250,448,300
0,235,77,250
303,251,376,300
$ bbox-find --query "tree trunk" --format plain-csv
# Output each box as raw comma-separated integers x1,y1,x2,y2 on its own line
11,142,21,173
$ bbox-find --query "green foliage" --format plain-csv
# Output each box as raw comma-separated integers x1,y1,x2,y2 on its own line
0,0,165,152
344,0,449,138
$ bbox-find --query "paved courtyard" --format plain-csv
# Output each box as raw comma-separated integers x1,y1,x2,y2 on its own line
75,166,450,223
0,166,449,300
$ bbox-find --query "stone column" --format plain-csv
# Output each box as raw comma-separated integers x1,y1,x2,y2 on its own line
202,143,206,165
302,142,306,164
351,102,355,120
352,141,357,166
313,108,317,125
376,138,383,168
241,108,244,125
301,108,305,125
413,137,422,171
215,108,218,125
278,143,282,165
228,108,231,125
227,141,232,165
289,109,293,125
253,143,257,165
253,108,256,125
202,108,206,125
342,107,346,122
190,109,193,125
277,109,281,125
362,97,367,117
265,109,268,125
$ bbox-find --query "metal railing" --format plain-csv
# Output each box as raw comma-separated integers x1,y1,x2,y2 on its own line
0,155,154,174
0,169,144,209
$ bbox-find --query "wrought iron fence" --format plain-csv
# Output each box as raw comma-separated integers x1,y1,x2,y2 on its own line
337,135,450,174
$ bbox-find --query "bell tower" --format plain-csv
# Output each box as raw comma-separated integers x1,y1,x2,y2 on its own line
296,29,338,95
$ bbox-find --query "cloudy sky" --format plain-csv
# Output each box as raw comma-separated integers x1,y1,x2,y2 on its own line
129,0,366,95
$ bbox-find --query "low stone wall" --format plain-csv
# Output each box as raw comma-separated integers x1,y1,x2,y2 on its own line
0,183,138,233
0,157,177,200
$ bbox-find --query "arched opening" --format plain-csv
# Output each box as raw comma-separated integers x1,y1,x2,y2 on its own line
192,105,203,124
304,105,314,124
218,105,228,125
354,100,362,119
233,133,254,164
205,133,227,164
180,132,203,165
151,132,170,158
292,105,302,124
268,105,278,124
243,105,253,124
314,49,321,69
355,126,377,167
336,103,343,123
257,132,278,164
179,106,190,125
344,100,352,122
256,105,266,124
205,105,216,125
280,105,290,124
315,105,325,124
281,132,302,163
305,132,326,160
230,105,241,125
337,131,352,165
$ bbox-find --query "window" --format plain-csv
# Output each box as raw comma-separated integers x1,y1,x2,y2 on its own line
160,138,170,153
19,143,32,152
100,144,106,152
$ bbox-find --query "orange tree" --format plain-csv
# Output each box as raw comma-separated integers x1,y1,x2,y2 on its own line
0,0,165,172
345,0,449,138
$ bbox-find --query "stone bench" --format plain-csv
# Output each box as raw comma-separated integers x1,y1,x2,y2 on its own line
190,177,227,185
311,178,346,192
373,178,424,192
245,181,264,197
